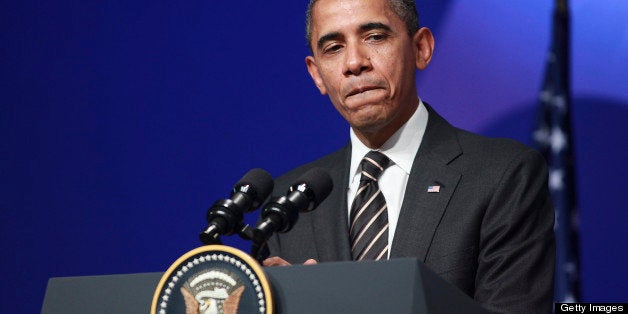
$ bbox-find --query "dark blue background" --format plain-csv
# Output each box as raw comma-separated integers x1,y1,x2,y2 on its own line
2,1,626,312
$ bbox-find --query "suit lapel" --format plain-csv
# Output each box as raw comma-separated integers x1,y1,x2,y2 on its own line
311,144,353,261
391,104,462,261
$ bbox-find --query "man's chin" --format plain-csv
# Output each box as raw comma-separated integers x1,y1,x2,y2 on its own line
349,117,388,134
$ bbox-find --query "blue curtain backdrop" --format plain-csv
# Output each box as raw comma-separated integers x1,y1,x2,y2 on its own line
2,1,626,312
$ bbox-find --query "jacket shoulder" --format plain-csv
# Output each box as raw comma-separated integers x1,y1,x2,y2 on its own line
454,128,543,166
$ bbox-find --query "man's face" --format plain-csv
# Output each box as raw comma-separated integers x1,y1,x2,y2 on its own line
306,0,421,136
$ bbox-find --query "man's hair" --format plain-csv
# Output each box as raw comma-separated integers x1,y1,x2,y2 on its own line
305,0,420,51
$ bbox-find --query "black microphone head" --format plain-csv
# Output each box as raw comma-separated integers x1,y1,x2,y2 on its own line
289,167,333,210
232,168,274,211
255,167,332,239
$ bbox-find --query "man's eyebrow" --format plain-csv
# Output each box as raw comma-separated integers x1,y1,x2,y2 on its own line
359,22,392,33
317,32,342,51
315,22,393,51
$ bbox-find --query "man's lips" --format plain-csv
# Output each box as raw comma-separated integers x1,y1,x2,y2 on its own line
346,86,382,98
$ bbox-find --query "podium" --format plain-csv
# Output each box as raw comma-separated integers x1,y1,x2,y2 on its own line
42,258,488,313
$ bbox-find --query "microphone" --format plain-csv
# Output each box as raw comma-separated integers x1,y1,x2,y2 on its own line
199,168,274,245
252,167,333,245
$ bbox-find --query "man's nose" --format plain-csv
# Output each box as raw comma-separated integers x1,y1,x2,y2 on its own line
343,44,372,76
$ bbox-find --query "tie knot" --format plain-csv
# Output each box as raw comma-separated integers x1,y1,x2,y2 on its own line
360,151,391,182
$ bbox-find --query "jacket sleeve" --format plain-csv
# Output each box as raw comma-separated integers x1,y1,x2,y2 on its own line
475,149,555,313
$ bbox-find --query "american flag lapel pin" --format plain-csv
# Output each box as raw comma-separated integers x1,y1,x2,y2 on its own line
427,185,441,193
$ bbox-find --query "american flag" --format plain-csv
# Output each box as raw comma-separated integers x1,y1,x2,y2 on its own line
533,0,580,303
427,185,440,193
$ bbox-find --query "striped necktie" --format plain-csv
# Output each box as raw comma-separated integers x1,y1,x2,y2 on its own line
350,150,391,260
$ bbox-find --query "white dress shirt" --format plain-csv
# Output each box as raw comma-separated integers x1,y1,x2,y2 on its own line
347,100,429,257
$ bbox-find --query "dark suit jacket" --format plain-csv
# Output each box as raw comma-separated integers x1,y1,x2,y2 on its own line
263,104,555,313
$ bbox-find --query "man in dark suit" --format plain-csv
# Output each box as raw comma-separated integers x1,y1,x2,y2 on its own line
261,0,555,312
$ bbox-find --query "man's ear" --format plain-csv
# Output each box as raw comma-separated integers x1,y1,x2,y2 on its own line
413,27,435,70
305,56,327,95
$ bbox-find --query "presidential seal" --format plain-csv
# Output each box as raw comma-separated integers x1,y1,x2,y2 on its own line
152,245,273,314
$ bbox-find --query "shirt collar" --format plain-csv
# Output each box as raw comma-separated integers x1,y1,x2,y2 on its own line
349,99,429,181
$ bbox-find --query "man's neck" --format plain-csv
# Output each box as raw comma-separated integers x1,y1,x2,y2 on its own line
353,100,419,149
